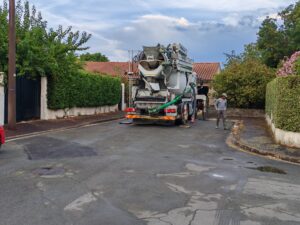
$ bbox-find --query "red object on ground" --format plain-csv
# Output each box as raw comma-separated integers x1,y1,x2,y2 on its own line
0,126,5,145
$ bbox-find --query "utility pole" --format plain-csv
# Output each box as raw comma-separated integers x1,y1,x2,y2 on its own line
8,0,16,129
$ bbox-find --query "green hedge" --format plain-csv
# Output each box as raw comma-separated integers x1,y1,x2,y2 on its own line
47,71,121,110
266,76,300,132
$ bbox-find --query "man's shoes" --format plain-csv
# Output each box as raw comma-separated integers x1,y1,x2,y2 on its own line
224,127,228,130
215,126,219,129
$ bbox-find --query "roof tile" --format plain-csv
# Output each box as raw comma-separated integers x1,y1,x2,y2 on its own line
193,63,221,81
85,62,221,81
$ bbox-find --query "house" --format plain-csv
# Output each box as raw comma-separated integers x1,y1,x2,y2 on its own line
84,62,138,78
193,62,221,87
85,61,221,82
193,62,221,105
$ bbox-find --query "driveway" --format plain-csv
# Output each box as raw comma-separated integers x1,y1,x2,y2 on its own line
0,120,300,225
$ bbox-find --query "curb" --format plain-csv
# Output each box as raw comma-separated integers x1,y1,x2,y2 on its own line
6,116,124,142
227,120,300,165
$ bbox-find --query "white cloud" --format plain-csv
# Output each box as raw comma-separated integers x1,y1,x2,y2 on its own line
22,0,299,62
257,12,282,22
222,14,240,27
136,15,191,27
124,26,135,32
141,0,296,12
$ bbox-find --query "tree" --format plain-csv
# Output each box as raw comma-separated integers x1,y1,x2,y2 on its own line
280,2,300,51
214,47,275,109
0,0,92,79
0,1,8,72
257,18,289,68
80,52,109,62
257,1,300,68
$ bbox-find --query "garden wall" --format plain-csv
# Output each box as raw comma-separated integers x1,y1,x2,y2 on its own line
266,76,300,148
41,71,122,120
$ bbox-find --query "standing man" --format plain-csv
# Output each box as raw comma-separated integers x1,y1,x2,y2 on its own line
215,93,227,130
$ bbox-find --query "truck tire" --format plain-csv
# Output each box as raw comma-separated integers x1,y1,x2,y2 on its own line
181,103,189,125
188,85,197,121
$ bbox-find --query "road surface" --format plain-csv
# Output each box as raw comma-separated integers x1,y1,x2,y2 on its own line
0,120,300,225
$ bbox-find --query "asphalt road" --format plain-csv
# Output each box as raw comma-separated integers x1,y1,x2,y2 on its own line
0,119,300,225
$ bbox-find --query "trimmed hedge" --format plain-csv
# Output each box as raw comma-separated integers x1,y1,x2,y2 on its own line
266,76,300,132
47,71,121,110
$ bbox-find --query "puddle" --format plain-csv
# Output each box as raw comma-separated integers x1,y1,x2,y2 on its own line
119,119,133,124
212,173,224,178
32,166,66,178
179,125,191,129
248,166,286,174
222,158,234,161
178,145,190,149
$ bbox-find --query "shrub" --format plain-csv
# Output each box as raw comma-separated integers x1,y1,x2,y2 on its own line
213,58,275,109
47,71,121,110
266,76,300,132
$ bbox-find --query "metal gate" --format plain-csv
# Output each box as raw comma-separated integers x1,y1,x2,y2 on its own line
5,75,41,123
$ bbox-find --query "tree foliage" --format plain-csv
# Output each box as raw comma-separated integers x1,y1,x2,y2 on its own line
0,0,91,79
0,1,122,111
80,52,109,62
214,47,275,109
257,1,300,68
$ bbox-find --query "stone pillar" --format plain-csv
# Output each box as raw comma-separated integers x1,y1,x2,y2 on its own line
121,83,126,111
40,76,48,120
0,72,4,125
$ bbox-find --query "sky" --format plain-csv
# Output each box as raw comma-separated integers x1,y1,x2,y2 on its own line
27,0,298,63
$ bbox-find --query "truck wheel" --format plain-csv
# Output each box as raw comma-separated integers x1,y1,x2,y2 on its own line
181,103,189,125
188,85,197,121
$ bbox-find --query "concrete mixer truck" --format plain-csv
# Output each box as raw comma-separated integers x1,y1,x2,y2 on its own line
126,43,197,124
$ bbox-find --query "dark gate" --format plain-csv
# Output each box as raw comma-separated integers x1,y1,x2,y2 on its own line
5,75,41,123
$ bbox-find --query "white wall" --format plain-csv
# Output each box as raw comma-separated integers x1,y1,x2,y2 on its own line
40,77,120,120
266,115,300,148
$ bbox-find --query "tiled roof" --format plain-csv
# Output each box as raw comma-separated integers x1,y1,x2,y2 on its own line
84,62,221,81
84,62,138,77
193,63,221,81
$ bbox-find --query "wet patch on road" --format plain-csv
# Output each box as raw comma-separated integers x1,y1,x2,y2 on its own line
32,166,66,178
222,157,234,161
178,144,191,149
31,163,75,178
156,163,213,178
22,136,97,160
247,166,287,174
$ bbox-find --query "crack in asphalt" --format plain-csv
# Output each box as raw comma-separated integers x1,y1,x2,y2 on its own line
263,206,300,219
159,218,173,225
188,209,200,225
36,182,74,225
